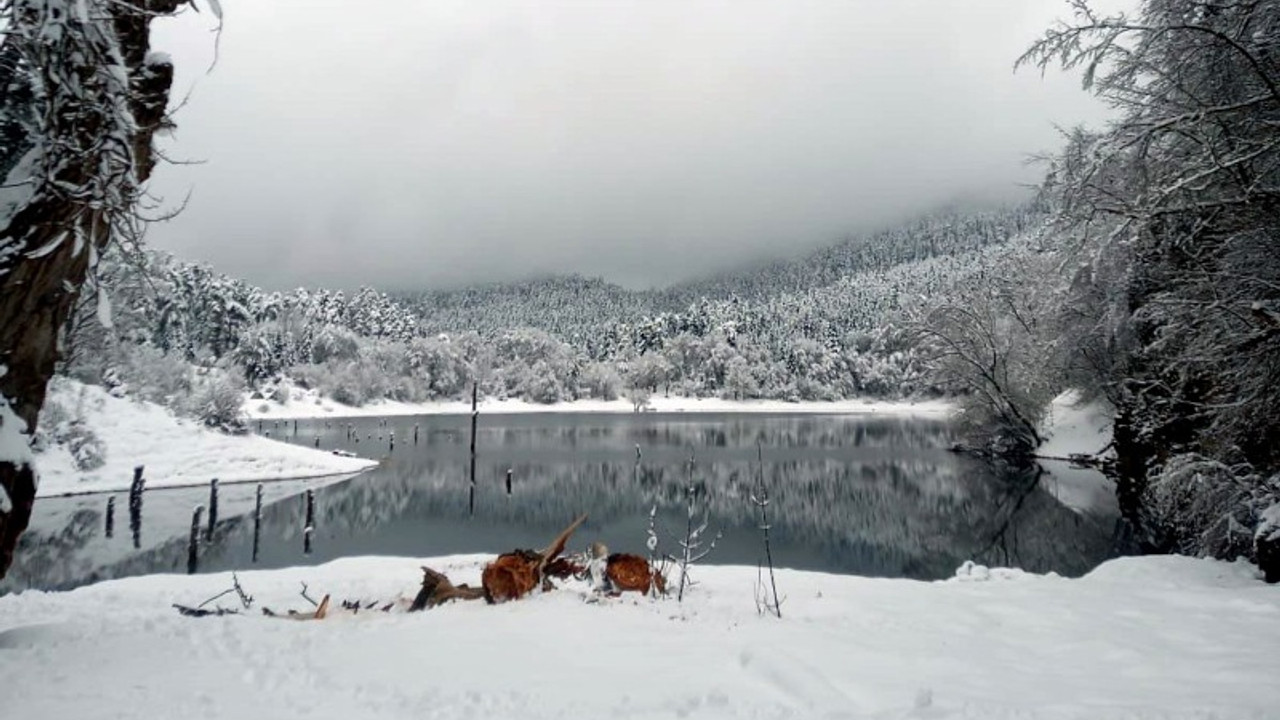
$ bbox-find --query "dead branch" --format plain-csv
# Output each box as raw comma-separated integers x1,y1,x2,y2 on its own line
409,566,485,611
299,581,319,607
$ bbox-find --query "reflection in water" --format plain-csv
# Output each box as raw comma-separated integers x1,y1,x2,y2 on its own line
4,413,1126,593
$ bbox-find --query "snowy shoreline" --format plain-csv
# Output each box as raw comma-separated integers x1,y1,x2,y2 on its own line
36,379,378,499
245,388,957,421
1,553,1276,719
36,469,371,499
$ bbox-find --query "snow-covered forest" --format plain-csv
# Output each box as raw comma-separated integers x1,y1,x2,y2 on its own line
62,203,1045,417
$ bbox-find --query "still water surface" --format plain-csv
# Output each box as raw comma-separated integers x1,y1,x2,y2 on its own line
5,412,1125,593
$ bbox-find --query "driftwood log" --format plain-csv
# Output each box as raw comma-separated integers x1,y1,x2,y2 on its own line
409,567,485,610
482,514,587,603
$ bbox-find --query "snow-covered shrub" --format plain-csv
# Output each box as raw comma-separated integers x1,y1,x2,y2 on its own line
518,361,569,404
114,344,193,406
62,422,106,472
627,386,652,412
309,325,361,364
579,362,621,400
1145,454,1276,560
407,336,471,399
34,387,106,471
188,371,247,433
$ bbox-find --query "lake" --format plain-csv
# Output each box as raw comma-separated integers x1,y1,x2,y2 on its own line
2,412,1127,594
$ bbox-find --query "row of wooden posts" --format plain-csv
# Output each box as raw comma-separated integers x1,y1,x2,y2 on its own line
102,465,317,575
184,481,316,575
161,384,506,574
258,417,426,454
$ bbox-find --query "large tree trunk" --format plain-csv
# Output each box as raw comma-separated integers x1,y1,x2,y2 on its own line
0,0,188,579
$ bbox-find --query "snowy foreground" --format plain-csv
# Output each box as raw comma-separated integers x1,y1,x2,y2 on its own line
245,384,955,421
2,555,1277,720
36,379,376,497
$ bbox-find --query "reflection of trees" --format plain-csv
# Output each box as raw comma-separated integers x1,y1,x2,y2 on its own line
5,417,1121,590
2,508,100,591
298,447,1117,580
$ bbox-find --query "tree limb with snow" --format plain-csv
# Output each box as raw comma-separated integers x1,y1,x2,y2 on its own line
0,0,192,578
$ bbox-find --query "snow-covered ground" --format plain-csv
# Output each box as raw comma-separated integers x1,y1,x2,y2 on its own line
245,384,955,421
1,554,1276,719
1038,389,1114,459
36,378,377,497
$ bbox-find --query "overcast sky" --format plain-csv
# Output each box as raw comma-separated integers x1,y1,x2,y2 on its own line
147,0,1122,291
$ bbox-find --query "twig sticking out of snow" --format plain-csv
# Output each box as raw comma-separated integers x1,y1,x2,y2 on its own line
299,581,319,608
752,441,783,619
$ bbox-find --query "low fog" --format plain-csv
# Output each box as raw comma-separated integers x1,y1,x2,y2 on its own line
148,0,1121,291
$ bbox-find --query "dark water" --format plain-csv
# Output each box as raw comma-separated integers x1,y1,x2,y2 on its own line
3,413,1127,594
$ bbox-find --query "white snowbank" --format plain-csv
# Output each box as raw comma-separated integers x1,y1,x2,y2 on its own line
1038,389,1113,459
35,379,376,497
0,554,1275,719
1037,390,1118,515
247,383,955,421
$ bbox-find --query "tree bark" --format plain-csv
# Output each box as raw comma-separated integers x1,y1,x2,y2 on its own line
0,0,189,579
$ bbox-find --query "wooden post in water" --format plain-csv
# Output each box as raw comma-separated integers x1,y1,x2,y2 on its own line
206,478,219,541
104,496,114,538
252,484,264,563
506,468,512,495
128,465,145,549
469,382,478,515
187,506,203,575
304,489,316,554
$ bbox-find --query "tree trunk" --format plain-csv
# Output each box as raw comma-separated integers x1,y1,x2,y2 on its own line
0,0,189,579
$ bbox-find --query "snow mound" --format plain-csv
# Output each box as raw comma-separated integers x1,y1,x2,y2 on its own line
35,378,376,496
950,560,1035,582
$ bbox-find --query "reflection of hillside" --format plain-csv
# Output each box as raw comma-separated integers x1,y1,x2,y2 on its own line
300,451,1117,579
6,415,1122,590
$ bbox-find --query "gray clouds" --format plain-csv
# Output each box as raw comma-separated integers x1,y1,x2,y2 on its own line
147,0,1121,291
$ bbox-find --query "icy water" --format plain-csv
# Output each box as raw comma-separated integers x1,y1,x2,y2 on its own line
4,413,1126,593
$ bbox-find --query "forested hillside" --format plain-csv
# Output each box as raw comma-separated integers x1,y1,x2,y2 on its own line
61,202,1045,417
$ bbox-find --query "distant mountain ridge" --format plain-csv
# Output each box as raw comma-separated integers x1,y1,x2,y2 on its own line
392,200,1046,343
